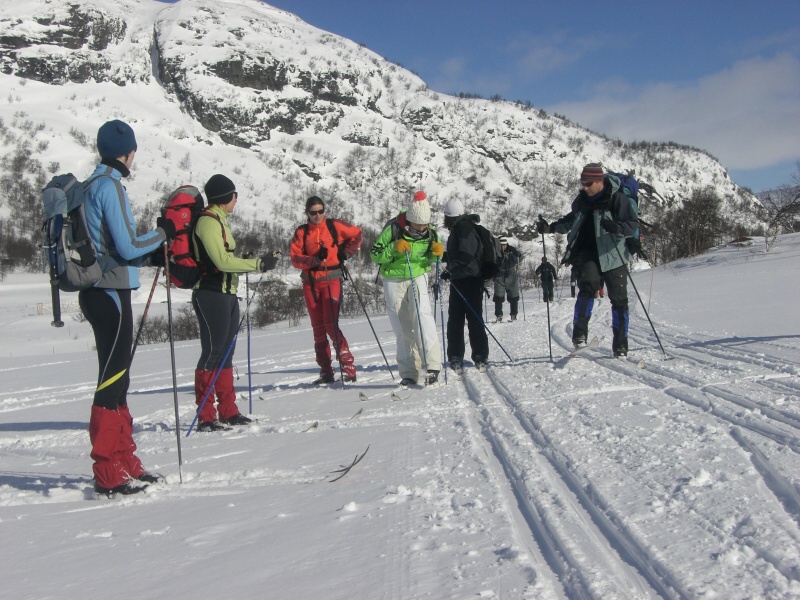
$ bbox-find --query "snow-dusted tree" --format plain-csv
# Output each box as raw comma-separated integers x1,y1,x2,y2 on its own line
760,162,800,251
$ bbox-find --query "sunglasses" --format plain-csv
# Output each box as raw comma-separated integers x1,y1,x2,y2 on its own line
307,209,325,216
580,181,596,188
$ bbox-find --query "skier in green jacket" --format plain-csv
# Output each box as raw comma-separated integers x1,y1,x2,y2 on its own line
370,191,443,387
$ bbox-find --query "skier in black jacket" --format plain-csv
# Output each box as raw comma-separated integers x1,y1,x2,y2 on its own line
538,163,638,356
535,257,556,303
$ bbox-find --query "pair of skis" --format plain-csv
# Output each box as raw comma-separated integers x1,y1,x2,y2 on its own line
567,336,646,368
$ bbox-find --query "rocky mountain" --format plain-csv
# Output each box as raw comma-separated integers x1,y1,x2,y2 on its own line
0,0,758,243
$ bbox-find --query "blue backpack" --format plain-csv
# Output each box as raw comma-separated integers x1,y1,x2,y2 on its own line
608,171,647,260
608,171,640,205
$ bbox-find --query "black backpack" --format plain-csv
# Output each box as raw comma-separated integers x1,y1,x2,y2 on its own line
473,223,503,280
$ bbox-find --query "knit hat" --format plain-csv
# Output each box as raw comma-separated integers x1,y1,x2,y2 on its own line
305,195,325,212
406,190,431,225
580,163,604,183
443,198,465,218
499,236,508,244
96,120,137,159
204,174,237,204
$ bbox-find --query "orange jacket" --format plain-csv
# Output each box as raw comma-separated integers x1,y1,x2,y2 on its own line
290,216,362,281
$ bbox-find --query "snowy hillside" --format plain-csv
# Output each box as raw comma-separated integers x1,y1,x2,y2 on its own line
1,234,799,599
0,0,758,244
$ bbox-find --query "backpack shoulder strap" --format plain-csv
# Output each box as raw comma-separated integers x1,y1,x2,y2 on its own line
326,218,339,246
199,210,229,251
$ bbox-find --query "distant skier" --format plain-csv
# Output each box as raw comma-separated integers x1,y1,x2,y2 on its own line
535,256,556,303
492,237,521,322
538,163,638,356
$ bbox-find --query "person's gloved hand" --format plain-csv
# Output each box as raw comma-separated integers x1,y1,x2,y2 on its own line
156,216,176,241
431,241,444,257
395,239,411,254
337,245,348,263
600,217,623,235
536,218,550,235
318,245,328,261
259,253,279,272
440,270,451,281
149,246,166,268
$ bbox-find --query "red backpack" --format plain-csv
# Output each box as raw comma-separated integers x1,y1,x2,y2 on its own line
161,185,205,288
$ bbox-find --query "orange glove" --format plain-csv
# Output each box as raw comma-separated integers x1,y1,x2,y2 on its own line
431,242,444,257
395,239,411,254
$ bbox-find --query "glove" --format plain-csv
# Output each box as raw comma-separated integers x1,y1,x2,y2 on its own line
395,239,411,254
259,253,279,272
337,245,348,263
600,217,623,235
156,216,176,241
318,245,328,261
536,218,550,234
149,246,166,268
431,241,444,257
440,270,451,281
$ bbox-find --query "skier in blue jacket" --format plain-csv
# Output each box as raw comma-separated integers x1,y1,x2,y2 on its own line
79,120,175,497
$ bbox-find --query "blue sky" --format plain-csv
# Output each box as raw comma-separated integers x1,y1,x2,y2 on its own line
262,0,800,192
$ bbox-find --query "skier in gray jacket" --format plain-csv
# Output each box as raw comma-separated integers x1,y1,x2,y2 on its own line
492,237,520,322
538,163,638,356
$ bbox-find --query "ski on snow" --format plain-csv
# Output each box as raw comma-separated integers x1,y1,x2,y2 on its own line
329,445,370,482
566,336,600,360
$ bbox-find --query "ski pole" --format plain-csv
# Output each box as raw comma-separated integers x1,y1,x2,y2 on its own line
246,270,253,415
163,244,183,482
187,266,271,436
614,243,669,359
517,261,526,322
404,251,429,372
341,263,395,380
538,215,553,361
436,259,448,384
449,281,515,362
130,269,160,362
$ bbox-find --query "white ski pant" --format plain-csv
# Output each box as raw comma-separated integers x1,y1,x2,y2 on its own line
383,274,442,380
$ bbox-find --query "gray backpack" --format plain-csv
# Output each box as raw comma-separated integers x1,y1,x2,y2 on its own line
42,173,104,292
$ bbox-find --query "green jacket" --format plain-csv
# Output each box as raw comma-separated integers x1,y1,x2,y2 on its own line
192,204,260,294
370,211,439,279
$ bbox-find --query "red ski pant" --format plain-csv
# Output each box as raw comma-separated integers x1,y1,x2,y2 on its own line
303,278,355,378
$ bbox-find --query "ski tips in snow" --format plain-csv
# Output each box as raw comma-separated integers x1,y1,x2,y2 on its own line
329,445,370,482
359,392,369,402
351,408,363,419
391,392,403,402
304,421,319,433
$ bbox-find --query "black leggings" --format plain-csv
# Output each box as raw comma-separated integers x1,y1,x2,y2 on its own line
192,289,240,371
79,288,133,410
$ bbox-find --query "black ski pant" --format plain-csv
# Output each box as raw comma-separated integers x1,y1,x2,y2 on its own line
447,278,489,364
573,260,629,353
79,288,133,411
192,289,240,371
541,279,554,303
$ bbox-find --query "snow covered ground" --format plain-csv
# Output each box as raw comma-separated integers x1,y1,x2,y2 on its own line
1,234,799,599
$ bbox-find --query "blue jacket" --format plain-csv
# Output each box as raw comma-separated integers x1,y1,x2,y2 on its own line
552,174,638,273
83,164,165,289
